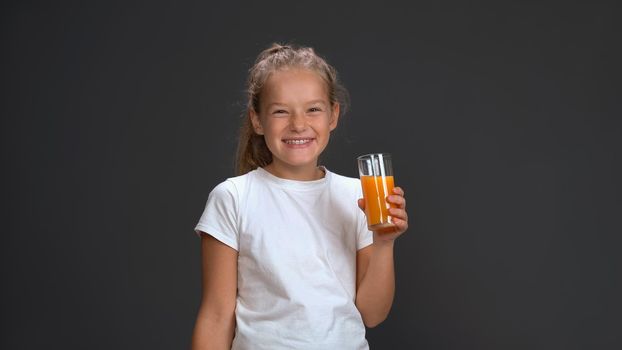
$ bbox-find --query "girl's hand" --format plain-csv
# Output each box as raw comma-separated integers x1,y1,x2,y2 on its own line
357,186,408,242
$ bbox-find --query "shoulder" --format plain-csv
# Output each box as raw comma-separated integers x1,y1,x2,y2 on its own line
327,169,359,186
326,169,362,194
209,172,253,200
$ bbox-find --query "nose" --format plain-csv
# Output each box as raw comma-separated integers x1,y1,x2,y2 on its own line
289,111,307,132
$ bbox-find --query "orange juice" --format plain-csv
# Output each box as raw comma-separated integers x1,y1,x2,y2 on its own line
361,175,395,230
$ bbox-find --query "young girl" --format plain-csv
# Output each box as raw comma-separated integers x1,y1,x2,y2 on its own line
191,44,408,350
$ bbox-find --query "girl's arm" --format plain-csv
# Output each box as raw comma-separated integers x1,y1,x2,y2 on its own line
191,234,238,350
355,187,408,328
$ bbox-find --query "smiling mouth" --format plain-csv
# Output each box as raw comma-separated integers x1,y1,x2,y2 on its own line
283,138,314,145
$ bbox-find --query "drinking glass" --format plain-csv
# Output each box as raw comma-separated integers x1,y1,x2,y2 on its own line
357,153,396,231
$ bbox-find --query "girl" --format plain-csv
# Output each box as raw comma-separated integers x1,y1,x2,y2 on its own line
191,44,408,350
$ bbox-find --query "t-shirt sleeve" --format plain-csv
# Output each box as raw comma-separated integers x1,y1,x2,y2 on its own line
357,212,374,250
355,185,374,250
194,180,239,251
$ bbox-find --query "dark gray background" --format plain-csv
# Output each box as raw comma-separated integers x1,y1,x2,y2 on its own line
2,0,620,349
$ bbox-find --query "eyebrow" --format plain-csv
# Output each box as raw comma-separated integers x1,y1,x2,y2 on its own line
307,100,328,105
266,100,328,108
266,103,287,108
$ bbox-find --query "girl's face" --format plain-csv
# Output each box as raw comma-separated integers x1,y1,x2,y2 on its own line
250,68,339,178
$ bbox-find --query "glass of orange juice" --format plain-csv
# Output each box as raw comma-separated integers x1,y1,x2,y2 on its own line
357,153,396,231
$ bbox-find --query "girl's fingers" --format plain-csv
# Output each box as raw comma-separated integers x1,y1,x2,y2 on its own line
393,187,405,196
374,186,409,236
387,187,406,208
372,220,407,236
357,198,365,211
393,213,409,226
389,207,408,221
392,218,407,230
387,195,406,208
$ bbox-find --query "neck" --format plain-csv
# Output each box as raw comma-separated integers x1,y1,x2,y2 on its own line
264,161,325,181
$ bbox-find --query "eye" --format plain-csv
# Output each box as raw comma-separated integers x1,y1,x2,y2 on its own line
308,107,323,113
272,109,288,115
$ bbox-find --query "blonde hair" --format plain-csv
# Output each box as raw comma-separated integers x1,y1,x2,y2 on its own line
235,43,349,175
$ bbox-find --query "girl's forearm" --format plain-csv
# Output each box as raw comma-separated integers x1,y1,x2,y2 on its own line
191,309,235,350
355,240,395,328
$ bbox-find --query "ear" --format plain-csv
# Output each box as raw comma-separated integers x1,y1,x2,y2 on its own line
329,103,340,131
250,109,264,135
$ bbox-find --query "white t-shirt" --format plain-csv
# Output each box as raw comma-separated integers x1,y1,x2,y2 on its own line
195,167,373,350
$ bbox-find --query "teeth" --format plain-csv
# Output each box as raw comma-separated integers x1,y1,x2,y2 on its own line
284,139,311,145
